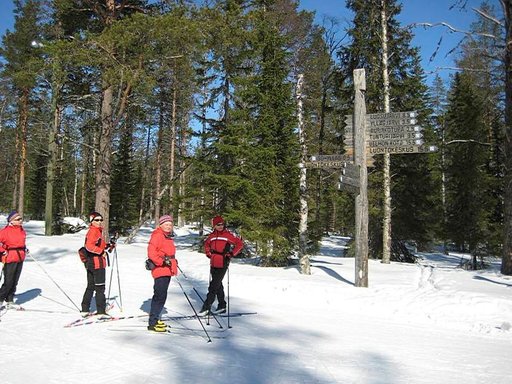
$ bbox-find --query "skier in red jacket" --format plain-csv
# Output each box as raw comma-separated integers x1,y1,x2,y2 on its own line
80,211,112,317
199,215,243,315
147,215,178,332
0,211,27,309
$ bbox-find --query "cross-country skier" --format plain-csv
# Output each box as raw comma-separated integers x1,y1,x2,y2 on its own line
199,215,243,316
146,215,178,332
0,211,27,309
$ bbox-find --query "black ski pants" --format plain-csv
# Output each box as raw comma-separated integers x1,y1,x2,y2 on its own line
149,276,171,326
0,262,23,303
81,267,106,314
204,266,228,310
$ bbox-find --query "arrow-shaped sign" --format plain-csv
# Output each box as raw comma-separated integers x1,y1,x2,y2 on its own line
339,175,360,188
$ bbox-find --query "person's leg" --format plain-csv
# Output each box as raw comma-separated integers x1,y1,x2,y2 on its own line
148,276,170,327
215,267,228,311
5,262,23,303
81,269,95,312
201,267,225,313
93,268,106,314
0,263,18,304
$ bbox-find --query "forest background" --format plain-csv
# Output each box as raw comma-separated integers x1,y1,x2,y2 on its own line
1,0,511,274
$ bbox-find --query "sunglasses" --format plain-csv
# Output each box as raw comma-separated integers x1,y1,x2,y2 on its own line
215,223,224,226
93,218,104,222
13,217,23,221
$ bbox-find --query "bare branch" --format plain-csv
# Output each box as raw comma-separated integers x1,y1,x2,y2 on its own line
434,66,493,73
473,7,504,27
411,22,497,40
445,139,491,146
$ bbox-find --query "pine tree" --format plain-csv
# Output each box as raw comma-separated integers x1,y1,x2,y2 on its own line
110,120,138,234
247,0,299,264
444,73,490,266
0,0,44,216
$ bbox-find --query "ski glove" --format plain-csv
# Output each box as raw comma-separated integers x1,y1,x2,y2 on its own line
163,256,172,266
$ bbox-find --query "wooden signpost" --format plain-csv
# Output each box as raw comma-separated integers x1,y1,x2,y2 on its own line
301,71,436,288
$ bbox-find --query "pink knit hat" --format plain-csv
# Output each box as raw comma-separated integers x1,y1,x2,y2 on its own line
159,215,173,225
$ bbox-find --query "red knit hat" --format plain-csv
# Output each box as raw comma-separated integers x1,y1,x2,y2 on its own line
212,215,224,227
89,211,102,222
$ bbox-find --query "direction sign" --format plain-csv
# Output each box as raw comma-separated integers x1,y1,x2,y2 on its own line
368,145,437,155
345,111,416,123
344,124,422,135
339,175,360,188
310,154,353,162
366,111,417,120
345,131,423,140
344,138,424,147
303,160,346,169
368,139,424,147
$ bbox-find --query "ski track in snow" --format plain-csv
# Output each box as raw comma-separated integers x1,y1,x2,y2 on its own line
0,223,511,383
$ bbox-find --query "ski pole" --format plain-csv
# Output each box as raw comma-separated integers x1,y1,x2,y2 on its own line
175,276,212,343
227,265,231,329
114,247,123,311
177,266,223,328
107,250,115,306
28,252,81,312
192,287,223,329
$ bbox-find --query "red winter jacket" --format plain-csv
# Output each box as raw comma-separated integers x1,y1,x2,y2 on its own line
204,228,243,268
148,227,177,279
84,225,107,270
0,224,27,264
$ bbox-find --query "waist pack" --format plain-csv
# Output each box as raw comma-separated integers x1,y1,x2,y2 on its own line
145,257,178,275
78,247,88,263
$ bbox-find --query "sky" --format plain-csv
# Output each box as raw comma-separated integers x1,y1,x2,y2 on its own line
0,217,511,383
298,0,495,83
0,0,497,84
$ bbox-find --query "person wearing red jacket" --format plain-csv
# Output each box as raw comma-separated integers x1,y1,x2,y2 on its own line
80,211,111,316
147,215,178,332
0,211,27,309
199,215,243,315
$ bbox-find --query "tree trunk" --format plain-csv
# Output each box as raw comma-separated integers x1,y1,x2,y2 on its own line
297,74,310,275
95,85,114,237
154,101,164,227
45,74,61,235
381,0,392,264
169,82,177,219
17,88,29,217
502,0,512,275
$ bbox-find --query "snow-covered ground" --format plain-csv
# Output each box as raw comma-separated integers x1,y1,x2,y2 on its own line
0,218,511,384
